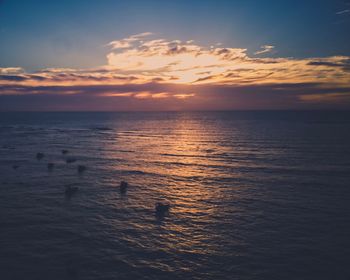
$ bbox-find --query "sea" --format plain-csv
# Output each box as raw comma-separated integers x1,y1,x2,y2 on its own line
0,111,349,280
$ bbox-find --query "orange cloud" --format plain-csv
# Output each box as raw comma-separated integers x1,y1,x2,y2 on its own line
1,33,350,109
105,34,350,87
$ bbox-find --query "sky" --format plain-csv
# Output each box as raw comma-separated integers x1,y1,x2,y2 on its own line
0,0,350,111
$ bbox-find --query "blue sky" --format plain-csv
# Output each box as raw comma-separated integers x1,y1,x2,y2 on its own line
1,0,349,70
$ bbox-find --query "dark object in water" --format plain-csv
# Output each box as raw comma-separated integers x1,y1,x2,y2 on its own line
155,202,170,215
62,149,69,155
47,163,54,170
36,152,44,160
77,165,86,173
65,185,79,196
3,145,15,150
119,181,128,194
66,157,77,164
12,165,19,170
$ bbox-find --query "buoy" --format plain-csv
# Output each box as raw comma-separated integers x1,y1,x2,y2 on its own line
62,150,69,155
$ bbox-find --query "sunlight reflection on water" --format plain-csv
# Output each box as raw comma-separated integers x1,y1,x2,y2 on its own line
1,111,350,280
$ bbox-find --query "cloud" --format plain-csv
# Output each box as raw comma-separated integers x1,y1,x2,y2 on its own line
0,67,24,74
254,45,275,55
107,32,153,50
1,81,350,111
336,9,350,15
104,36,350,86
299,93,350,103
106,34,248,83
1,33,350,110
307,57,350,71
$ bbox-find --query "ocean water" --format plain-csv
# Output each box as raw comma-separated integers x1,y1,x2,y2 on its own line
0,111,350,280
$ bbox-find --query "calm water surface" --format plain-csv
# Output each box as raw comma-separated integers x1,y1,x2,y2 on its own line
1,111,350,280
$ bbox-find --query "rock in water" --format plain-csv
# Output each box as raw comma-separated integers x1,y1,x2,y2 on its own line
66,157,77,164
47,163,54,170
119,181,128,194
155,202,170,215
77,165,86,173
36,152,44,160
65,185,79,197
